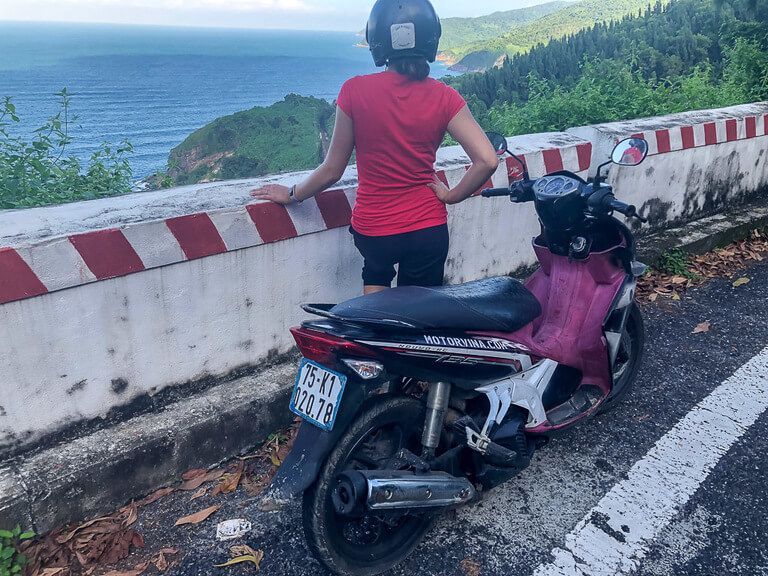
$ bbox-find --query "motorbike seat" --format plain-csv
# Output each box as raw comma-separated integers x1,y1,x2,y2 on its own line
330,277,542,332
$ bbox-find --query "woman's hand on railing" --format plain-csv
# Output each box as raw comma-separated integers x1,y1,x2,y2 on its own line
250,184,292,205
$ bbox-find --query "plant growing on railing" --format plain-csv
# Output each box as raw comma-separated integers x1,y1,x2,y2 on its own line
0,525,34,576
0,88,134,209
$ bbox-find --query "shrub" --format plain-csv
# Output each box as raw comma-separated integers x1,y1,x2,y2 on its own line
0,89,133,209
0,526,34,576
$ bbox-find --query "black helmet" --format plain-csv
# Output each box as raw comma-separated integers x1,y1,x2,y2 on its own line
366,0,442,67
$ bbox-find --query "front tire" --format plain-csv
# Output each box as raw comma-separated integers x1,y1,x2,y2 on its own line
601,302,645,411
302,396,435,576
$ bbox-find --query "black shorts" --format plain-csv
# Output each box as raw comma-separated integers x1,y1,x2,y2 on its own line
351,224,449,288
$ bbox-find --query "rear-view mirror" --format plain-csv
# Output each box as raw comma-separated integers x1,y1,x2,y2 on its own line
612,137,649,167
486,132,509,156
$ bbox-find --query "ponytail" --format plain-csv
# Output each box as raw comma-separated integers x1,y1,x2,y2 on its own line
389,57,430,81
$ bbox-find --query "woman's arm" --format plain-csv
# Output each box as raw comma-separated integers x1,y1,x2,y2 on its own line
250,107,355,205
428,105,499,205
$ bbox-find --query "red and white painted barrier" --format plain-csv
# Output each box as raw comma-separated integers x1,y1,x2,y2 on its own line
569,103,768,173
630,112,768,156
567,103,768,228
0,136,590,306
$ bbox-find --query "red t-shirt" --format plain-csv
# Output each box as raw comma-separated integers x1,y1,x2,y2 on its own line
337,71,466,237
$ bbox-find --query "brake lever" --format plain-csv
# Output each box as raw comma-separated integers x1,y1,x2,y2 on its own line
509,180,535,203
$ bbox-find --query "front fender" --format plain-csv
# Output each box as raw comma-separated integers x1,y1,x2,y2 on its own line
262,382,368,503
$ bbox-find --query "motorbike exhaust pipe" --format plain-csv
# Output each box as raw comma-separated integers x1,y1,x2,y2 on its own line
332,470,476,517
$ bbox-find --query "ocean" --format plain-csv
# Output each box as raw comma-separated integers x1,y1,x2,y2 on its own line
0,21,457,179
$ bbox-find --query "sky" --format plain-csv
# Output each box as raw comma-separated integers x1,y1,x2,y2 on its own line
0,0,556,32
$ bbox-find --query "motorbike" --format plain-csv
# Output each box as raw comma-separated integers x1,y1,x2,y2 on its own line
264,134,651,576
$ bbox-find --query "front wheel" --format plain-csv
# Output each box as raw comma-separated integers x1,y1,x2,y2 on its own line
601,302,645,412
302,396,435,576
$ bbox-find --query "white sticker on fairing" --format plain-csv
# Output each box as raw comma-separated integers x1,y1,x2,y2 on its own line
391,23,416,50
423,335,518,351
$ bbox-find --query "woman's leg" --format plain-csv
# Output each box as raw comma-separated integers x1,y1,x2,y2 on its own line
350,227,398,294
397,224,450,287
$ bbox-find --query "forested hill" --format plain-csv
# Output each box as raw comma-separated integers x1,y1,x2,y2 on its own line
438,2,569,57
165,95,334,186
450,0,768,134
445,0,663,70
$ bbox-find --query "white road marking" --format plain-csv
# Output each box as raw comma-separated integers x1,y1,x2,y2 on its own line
532,346,768,576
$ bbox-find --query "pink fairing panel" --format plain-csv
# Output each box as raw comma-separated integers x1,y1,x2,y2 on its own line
475,241,626,404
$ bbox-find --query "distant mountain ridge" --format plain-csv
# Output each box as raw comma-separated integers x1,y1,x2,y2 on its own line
444,0,662,71
437,2,570,55
357,3,568,58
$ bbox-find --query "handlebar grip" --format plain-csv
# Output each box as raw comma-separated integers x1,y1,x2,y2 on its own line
481,187,511,198
510,180,536,203
606,198,648,223
607,198,635,216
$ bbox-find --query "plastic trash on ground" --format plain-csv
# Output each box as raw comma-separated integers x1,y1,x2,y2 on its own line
216,519,253,541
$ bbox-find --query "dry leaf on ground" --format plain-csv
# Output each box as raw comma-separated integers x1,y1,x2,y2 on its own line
637,232,768,302
182,469,207,481
174,505,221,526
211,461,245,497
214,544,264,570
190,487,208,501
692,322,711,334
733,277,751,287
460,557,482,576
102,561,150,576
229,545,260,558
136,486,175,507
26,504,146,576
151,548,179,572
179,469,225,491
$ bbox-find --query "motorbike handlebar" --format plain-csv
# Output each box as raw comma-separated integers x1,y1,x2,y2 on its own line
605,197,648,223
481,180,537,202
482,178,648,222
481,187,511,198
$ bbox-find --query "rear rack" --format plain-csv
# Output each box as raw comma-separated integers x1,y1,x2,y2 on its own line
301,303,418,329
301,304,337,318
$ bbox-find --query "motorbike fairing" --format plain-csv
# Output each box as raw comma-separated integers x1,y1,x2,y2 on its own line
266,380,375,501
475,238,628,433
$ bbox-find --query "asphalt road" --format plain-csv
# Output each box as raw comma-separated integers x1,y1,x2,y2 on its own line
133,258,768,576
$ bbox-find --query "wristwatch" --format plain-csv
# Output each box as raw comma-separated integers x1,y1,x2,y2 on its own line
288,185,303,204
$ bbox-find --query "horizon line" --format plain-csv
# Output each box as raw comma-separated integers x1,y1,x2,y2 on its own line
0,18,357,34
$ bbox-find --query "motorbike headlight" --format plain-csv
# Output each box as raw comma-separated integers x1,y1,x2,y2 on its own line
342,359,384,380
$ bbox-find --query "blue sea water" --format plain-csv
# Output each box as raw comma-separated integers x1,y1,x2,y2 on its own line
0,22,457,179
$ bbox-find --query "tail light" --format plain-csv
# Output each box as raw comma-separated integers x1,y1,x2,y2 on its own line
290,327,380,368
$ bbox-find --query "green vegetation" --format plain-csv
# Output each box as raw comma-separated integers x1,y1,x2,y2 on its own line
438,1,568,57
657,248,699,278
0,89,133,209
444,0,660,69
453,0,768,135
166,94,335,186
0,526,34,576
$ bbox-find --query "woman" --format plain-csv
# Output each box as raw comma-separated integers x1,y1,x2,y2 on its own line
251,0,499,294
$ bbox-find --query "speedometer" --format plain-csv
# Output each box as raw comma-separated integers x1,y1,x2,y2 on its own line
545,177,566,195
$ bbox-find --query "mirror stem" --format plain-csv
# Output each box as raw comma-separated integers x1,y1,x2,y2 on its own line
594,160,612,189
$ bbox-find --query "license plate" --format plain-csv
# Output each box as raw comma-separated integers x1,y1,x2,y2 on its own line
290,359,347,431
